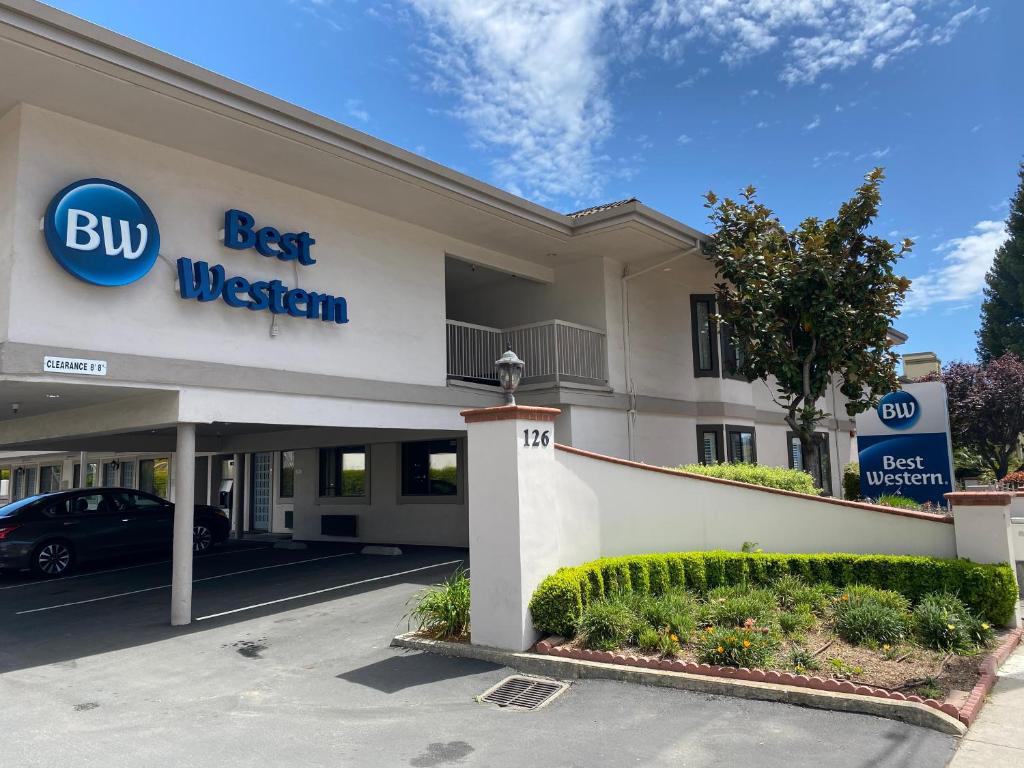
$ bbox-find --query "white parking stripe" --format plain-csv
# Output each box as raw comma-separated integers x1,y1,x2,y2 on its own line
14,552,354,614
195,559,464,621
0,546,275,590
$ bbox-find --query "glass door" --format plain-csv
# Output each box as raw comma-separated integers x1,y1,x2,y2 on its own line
251,452,272,532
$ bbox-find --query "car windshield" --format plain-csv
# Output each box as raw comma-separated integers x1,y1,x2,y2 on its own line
0,494,46,517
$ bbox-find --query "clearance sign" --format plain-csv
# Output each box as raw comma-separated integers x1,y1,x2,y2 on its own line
855,382,955,507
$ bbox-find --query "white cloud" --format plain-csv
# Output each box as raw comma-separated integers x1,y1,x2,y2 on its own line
676,133,692,144
405,0,615,202
930,4,989,45
902,220,1006,315
804,114,821,131
345,98,370,123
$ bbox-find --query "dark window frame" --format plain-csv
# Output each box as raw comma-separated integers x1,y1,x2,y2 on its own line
786,431,833,496
279,450,295,499
725,424,757,464
318,446,368,500
695,424,725,465
690,294,720,378
399,439,462,501
719,320,749,381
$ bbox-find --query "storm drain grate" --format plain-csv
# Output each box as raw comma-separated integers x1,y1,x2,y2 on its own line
478,676,568,711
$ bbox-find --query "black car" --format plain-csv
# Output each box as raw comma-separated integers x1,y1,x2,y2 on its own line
0,487,231,576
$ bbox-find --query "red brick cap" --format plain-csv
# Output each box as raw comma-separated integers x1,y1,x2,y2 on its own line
945,491,1013,506
461,405,561,424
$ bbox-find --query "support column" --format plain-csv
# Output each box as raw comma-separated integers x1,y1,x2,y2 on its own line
462,405,561,651
77,451,87,488
947,491,1020,627
232,452,245,540
171,423,196,626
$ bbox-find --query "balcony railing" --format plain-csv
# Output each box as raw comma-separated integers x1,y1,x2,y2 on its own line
446,319,608,387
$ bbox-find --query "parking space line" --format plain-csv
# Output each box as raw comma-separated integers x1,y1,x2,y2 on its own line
14,552,354,614
0,546,275,590
195,558,464,621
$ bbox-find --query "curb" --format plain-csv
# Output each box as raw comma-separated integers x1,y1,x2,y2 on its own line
391,633,967,735
958,626,1023,726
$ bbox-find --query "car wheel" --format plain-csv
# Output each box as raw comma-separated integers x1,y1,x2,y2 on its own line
193,524,213,553
32,540,75,577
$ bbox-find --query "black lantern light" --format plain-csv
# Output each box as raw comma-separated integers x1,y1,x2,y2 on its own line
495,346,525,405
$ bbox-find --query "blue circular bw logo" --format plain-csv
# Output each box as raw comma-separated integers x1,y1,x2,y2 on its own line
44,178,160,287
877,390,920,430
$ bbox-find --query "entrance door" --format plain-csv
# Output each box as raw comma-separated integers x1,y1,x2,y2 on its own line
251,452,272,532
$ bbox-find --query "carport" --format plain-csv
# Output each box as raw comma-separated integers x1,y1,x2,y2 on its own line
0,371,486,625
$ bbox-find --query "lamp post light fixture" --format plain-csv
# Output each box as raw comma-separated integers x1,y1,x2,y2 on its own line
495,346,525,405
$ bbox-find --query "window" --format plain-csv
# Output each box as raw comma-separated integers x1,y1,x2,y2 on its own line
139,458,169,498
121,460,136,490
720,321,747,380
787,432,833,496
102,462,118,487
695,425,724,465
401,439,459,497
279,451,295,499
46,493,109,517
318,447,367,498
726,426,757,464
73,462,98,489
107,490,168,513
690,295,719,377
0,467,9,498
39,465,62,493
24,467,37,497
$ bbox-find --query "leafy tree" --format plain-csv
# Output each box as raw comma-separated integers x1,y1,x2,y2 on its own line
704,169,911,491
977,163,1024,361
934,354,1024,480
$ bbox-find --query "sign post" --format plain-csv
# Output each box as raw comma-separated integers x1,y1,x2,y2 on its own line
855,381,955,507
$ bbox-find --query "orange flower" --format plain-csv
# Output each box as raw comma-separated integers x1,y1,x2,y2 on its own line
716,646,725,653
742,640,751,648
670,634,679,643
840,594,849,602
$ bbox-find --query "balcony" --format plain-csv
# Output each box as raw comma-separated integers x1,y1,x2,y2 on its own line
446,319,608,387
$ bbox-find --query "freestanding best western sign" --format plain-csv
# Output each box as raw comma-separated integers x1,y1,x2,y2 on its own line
43,178,348,324
855,381,955,507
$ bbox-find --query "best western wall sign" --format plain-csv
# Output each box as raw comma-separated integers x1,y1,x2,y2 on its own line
43,178,348,324
854,382,955,507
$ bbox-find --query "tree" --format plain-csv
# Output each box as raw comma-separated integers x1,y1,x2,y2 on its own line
935,354,1024,480
977,163,1024,361
703,168,911,492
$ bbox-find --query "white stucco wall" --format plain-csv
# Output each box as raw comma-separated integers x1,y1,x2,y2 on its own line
554,447,957,559
0,105,20,344
6,105,460,386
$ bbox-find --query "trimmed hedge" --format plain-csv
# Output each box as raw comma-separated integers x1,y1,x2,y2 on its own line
676,463,818,495
528,551,1019,637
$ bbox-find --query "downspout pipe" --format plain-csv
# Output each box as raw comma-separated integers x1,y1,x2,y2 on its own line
621,243,703,461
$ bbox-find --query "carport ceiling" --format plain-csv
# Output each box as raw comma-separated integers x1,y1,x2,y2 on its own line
0,379,163,421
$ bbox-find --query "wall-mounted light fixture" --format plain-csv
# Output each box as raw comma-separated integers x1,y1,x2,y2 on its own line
495,346,525,405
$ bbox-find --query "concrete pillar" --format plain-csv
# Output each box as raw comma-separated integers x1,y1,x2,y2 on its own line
462,404,561,651
171,423,196,626
947,491,1020,627
77,451,87,488
231,453,245,539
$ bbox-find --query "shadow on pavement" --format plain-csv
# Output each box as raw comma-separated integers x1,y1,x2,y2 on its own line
338,651,500,694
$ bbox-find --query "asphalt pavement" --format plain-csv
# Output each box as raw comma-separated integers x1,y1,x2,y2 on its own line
0,542,958,767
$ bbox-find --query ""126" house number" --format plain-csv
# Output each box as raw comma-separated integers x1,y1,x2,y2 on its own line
523,429,551,448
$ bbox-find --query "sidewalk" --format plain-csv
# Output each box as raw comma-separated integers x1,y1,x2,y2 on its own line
949,643,1024,765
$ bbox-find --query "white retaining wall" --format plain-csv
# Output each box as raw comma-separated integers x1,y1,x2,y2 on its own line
554,446,957,560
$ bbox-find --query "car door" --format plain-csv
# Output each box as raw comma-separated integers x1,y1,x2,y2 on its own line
58,491,134,560
108,490,173,549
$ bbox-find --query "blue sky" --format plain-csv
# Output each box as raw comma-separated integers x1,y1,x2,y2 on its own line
45,1,1020,364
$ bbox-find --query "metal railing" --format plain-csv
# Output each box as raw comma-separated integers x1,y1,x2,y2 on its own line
446,319,608,386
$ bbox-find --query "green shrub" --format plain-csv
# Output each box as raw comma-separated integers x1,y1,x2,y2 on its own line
578,599,635,651
772,574,832,615
695,626,778,667
878,494,923,511
528,552,1018,638
631,591,698,639
703,585,779,629
405,568,470,639
832,586,911,646
842,462,860,501
779,607,816,637
636,626,662,654
676,462,818,494
912,592,994,652
787,646,820,672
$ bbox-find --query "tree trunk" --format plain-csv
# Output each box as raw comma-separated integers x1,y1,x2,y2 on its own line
800,433,824,492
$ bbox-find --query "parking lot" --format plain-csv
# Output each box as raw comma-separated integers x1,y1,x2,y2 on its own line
0,542,958,767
